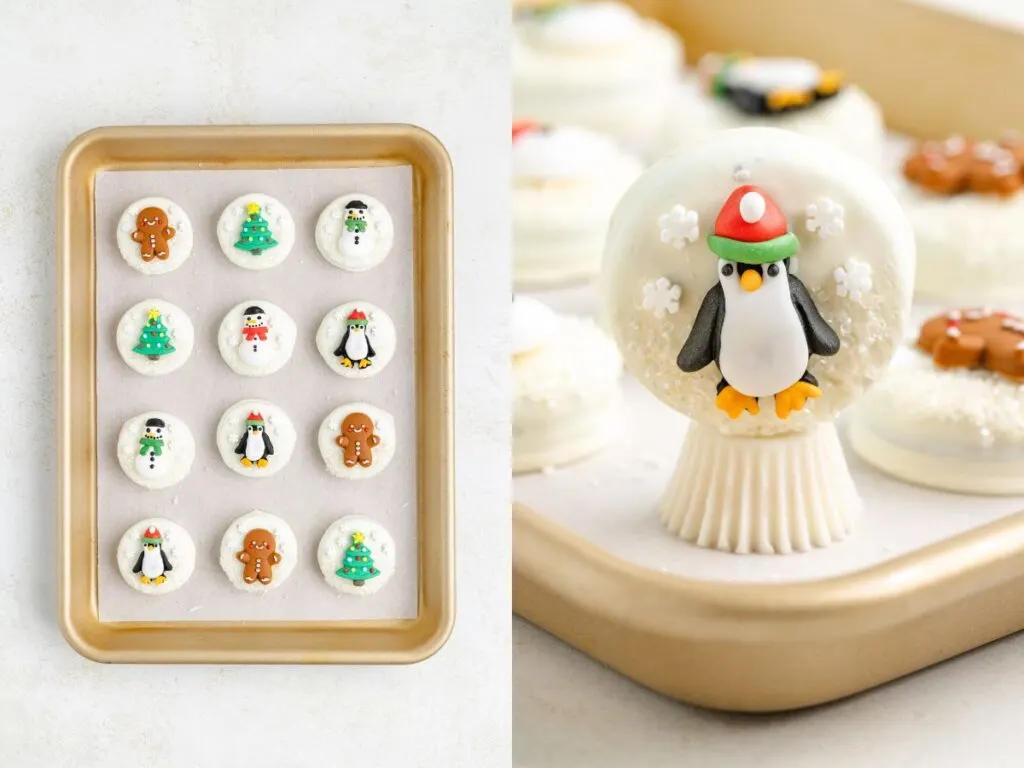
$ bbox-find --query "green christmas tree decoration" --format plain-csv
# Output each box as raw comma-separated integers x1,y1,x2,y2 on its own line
335,531,380,587
234,202,279,255
132,308,175,361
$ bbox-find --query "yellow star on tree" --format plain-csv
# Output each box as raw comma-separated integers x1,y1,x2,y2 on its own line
147,307,161,322
352,531,365,544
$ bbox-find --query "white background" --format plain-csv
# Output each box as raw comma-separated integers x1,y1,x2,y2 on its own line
0,2,510,766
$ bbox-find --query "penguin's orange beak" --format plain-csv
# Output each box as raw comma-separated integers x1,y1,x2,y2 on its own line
740,267,763,292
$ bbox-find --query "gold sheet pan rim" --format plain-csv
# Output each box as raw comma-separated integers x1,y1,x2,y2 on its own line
58,124,455,664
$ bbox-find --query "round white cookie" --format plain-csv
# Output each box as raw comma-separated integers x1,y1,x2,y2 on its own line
602,127,915,438
115,299,195,376
315,301,397,378
215,399,296,478
317,516,397,596
116,518,196,595
513,1,682,149
315,194,395,271
217,300,297,377
116,197,194,275
117,412,195,489
317,403,397,479
512,296,623,473
216,193,295,270
219,510,298,593
513,124,643,289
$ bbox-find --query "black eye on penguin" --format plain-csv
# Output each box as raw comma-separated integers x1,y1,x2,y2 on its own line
675,185,840,421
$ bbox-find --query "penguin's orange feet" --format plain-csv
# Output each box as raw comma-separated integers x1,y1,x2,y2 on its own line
140,576,152,584
340,358,354,368
774,381,822,420
154,575,167,585
256,458,269,468
715,386,760,420
240,458,253,467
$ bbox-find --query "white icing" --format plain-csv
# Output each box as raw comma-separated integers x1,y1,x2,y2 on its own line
217,299,297,377
722,58,822,94
215,193,295,270
657,204,699,249
116,518,196,595
317,516,397,596
315,194,394,272
317,403,397,480
115,197,194,275
601,126,915,438
116,411,195,490
215,399,296,478
513,126,623,184
315,301,397,378
115,299,194,376
523,2,644,50
511,295,558,356
218,510,298,593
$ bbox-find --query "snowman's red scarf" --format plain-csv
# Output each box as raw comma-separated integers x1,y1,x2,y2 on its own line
242,326,269,342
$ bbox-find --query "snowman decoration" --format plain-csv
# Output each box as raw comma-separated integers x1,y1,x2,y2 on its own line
238,305,273,368
339,200,377,260
135,417,169,478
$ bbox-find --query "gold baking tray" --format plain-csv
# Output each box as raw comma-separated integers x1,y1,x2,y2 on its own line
57,124,454,664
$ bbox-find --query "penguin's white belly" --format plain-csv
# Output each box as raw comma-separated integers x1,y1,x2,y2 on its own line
239,335,272,367
245,435,266,462
141,549,165,579
345,333,369,361
135,448,167,477
340,227,376,258
719,291,808,398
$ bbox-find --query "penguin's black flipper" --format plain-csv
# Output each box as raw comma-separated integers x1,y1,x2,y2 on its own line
132,551,144,574
263,432,275,456
333,328,351,358
234,434,247,455
161,550,173,572
676,284,724,373
789,274,840,357
366,337,376,359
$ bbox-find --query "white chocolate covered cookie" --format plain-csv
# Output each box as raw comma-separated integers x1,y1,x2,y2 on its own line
219,510,297,593
315,301,397,378
116,197,193,275
215,399,296,478
116,411,195,490
315,194,394,272
115,299,194,376
217,300,297,377
317,403,396,479
317,516,396,596
216,193,295,270
116,518,196,595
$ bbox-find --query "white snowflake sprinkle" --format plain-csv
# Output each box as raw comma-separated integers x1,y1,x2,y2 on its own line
805,197,845,239
641,278,681,318
833,258,872,304
657,205,699,250
733,165,751,182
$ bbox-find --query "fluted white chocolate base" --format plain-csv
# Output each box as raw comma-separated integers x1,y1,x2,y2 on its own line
660,422,861,554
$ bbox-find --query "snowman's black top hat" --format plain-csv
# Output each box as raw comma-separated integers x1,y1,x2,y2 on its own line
145,417,166,428
243,306,265,316
345,200,368,210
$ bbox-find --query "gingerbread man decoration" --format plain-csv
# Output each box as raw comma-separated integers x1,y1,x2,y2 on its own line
903,136,1024,198
917,308,1024,382
131,206,177,262
336,412,380,468
235,528,281,585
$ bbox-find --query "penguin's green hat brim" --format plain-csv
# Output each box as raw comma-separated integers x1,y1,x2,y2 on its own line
707,232,799,264
142,536,162,544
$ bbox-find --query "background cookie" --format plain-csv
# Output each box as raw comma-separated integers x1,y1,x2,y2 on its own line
317,516,397,596
217,299,297,377
216,193,295,270
116,299,194,376
215,399,296,478
116,196,194,275
315,193,394,271
315,301,397,378
218,510,298,593
317,403,397,479
116,411,195,489
116,518,196,595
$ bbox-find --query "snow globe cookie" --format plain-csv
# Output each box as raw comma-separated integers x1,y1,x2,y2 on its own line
661,55,884,167
896,135,1024,303
219,510,297,592
512,295,622,473
116,518,195,595
317,403,396,479
514,1,682,149
116,299,194,376
217,300,297,377
216,193,295,270
117,412,196,490
315,301,397,377
215,400,296,478
315,194,394,272
512,122,643,289
602,127,914,553
116,197,194,275
850,308,1024,495
317,516,396,596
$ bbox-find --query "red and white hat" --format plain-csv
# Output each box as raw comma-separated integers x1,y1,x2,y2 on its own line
707,184,799,264
142,526,163,544
245,411,264,426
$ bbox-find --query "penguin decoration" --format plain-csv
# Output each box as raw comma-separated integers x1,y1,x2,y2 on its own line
234,411,274,468
700,53,843,116
333,309,376,369
676,185,840,421
131,526,173,585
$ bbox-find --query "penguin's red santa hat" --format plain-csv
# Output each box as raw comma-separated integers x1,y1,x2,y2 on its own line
707,184,799,264
245,411,265,426
142,526,163,545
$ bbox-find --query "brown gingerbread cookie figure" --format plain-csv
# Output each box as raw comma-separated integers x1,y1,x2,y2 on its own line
917,308,1024,382
336,411,380,468
235,528,281,585
903,136,1023,198
131,206,176,262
